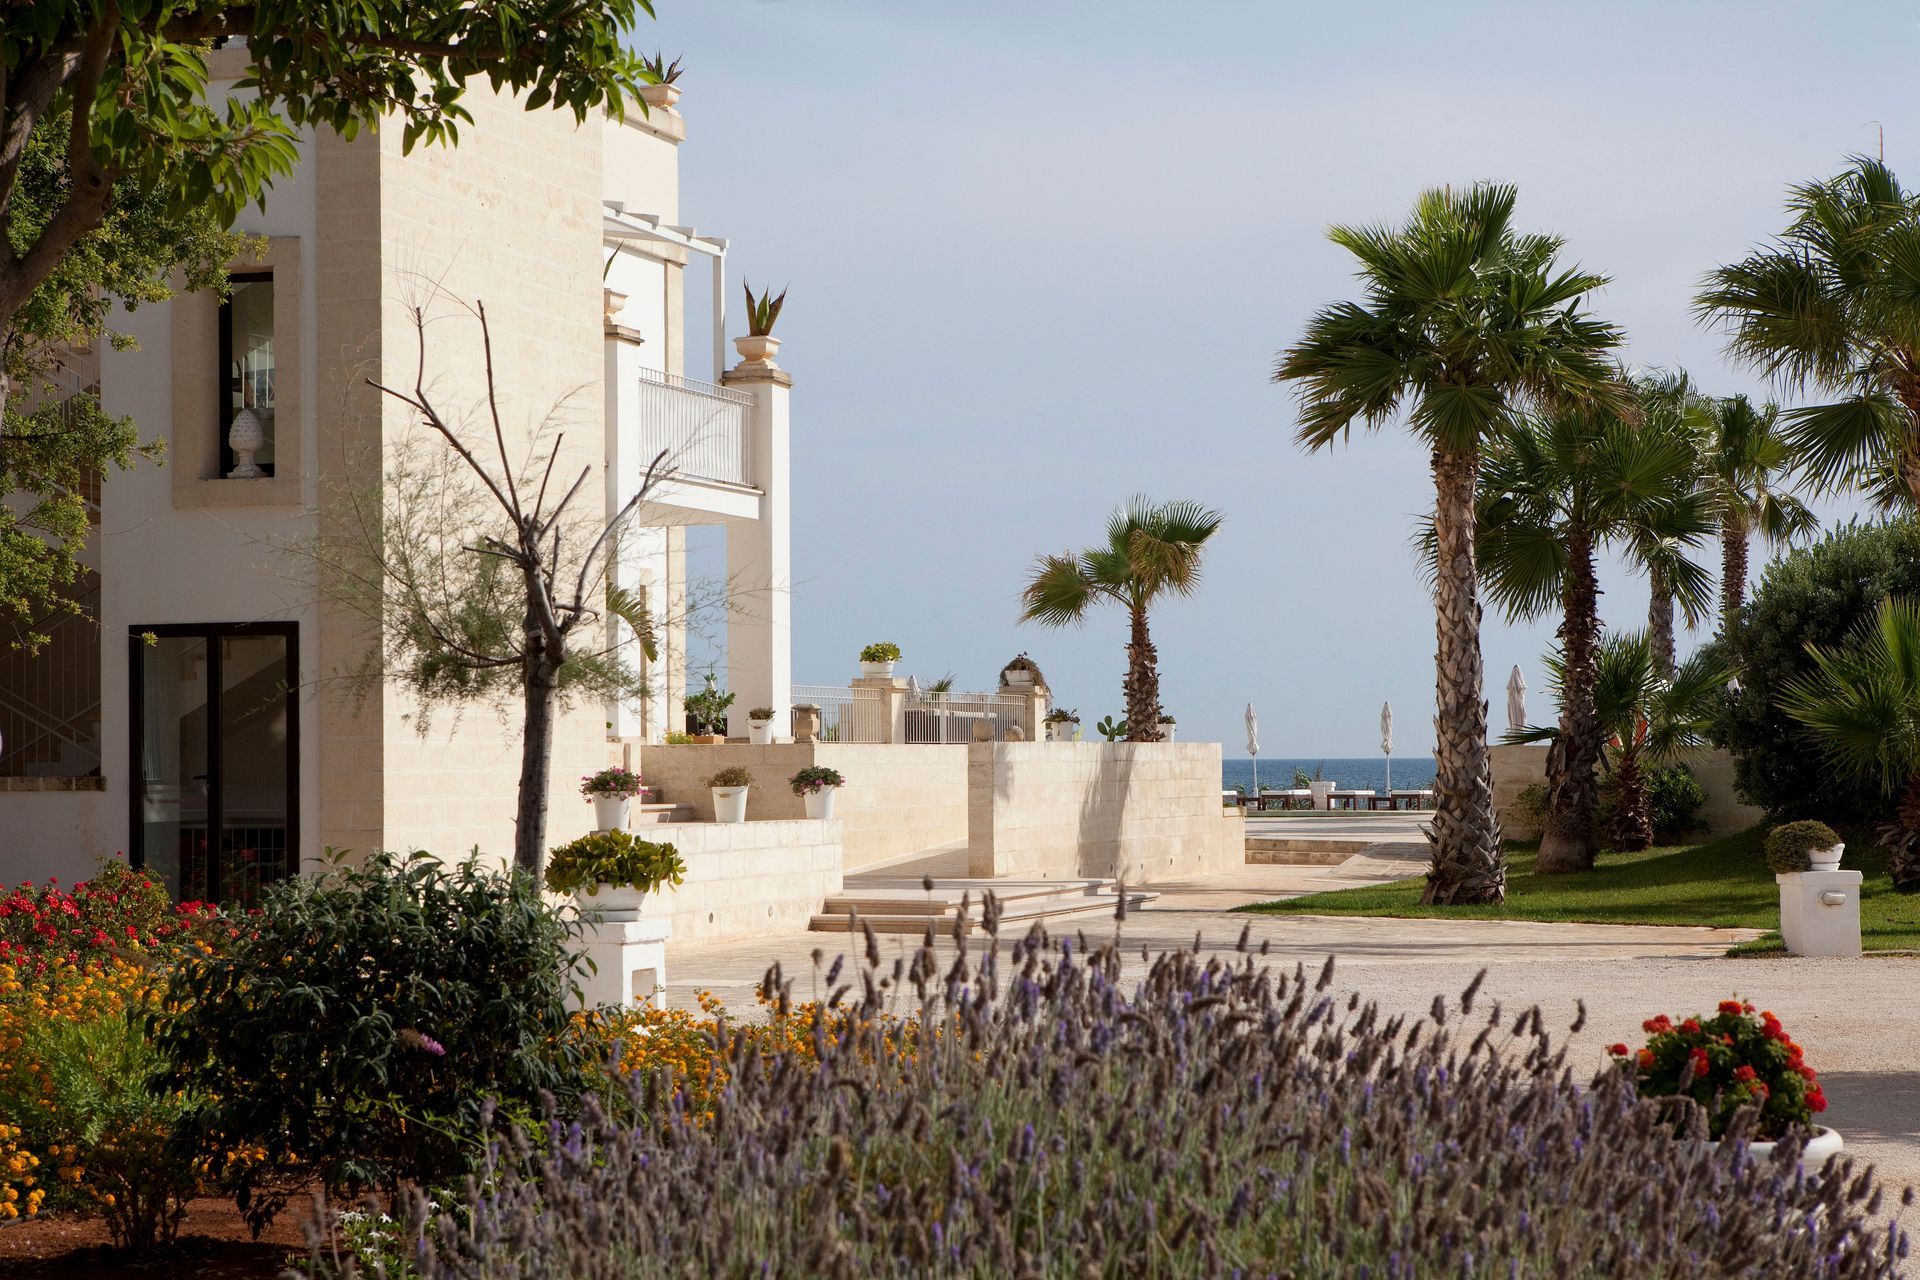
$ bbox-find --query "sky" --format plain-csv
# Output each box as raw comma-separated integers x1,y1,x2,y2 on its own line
647,0,1902,756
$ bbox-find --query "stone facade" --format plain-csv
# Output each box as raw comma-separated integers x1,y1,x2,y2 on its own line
966,741,1242,881
631,819,843,943
1491,743,1764,840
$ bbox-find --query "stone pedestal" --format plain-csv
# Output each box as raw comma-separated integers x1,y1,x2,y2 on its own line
1308,780,1336,811
1775,870,1863,957
851,675,907,743
575,914,672,1010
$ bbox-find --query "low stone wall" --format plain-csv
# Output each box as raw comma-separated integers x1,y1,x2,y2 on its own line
1490,743,1762,840
966,741,1241,881
632,818,842,944
0,785,117,884
637,743,968,869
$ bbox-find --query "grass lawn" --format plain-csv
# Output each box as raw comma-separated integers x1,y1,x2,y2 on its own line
1236,826,1920,955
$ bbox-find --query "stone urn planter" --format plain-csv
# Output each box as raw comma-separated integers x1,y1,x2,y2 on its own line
637,82,682,110
711,785,749,824
572,885,651,921
1810,841,1845,872
591,794,631,832
734,334,781,366
748,716,776,746
803,786,839,821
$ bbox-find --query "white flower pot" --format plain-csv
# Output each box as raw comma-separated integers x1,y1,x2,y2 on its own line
1049,722,1077,742
711,785,749,823
1159,725,1177,741
1004,671,1035,689
1810,842,1845,872
1705,1125,1845,1172
1308,780,1336,810
803,787,839,820
572,885,651,922
590,794,631,832
749,719,775,745
860,660,895,679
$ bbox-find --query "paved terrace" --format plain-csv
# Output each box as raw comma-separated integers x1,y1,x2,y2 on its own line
664,815,1920,1197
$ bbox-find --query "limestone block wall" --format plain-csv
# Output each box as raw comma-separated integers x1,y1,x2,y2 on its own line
636,743,968,869
628,818,842,943
966,742,1241,882
1491,743,1763,840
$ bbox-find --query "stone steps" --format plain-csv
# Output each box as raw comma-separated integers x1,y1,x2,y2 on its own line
811,877,1157,935
631,801,697,825
1244,836,1371,865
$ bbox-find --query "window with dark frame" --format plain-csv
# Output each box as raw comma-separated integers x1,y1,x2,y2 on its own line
218,272,276,477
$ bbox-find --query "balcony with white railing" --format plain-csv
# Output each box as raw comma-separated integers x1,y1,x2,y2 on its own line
634,368,754,491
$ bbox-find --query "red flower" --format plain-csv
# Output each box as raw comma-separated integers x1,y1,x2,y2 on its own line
1688,1047,1711,1078
1797,1064,1818,1081
1733,1065,1757,1083
1642,1015,1672,1034
1607,1043,1630,1057
1637,1048,1656,1069
1808,1088,1828,1113
1680,1019,1702,1036
1718,999,1744,1016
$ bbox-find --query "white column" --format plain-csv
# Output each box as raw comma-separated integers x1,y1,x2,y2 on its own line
604,320,668,742
720,357,792,739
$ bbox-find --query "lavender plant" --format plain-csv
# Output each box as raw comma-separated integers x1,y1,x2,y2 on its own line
308,910,1910,1279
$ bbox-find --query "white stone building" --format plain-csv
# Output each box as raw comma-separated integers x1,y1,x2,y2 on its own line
0,61,793,899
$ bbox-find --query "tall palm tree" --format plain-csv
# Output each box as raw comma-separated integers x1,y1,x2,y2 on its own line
1510,631,1734,852
1473,406,1714,873
1780,596,1920,891
1627,369,1712,679
1697,157,1920,508
1274,183,1623,905
1020,496,1223,743
1697,394,1818,634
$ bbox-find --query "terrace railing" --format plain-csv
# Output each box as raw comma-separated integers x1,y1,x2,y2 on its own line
634,368,754,488
904,690,1027,743
791,683,888,744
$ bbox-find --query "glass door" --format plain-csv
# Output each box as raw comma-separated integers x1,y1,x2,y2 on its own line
131,624,298,904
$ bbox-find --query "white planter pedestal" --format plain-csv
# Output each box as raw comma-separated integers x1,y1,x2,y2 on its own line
1308,780,1336,811
1775,870,1863,957
803,787,838,820
591,794,631,832
572,893,670,1011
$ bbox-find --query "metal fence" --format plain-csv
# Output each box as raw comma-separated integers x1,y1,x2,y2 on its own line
905,690,1027,743
791,683,889,744
634,368,753,487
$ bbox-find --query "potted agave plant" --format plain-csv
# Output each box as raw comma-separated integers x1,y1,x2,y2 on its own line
636,52,684,110
1609,999,1841,1170
735,282,786,366
789,764,845,820
859,641,901,679
1045,707,1080,742
747,706,778,746
581,766,644,832
543,829,686,921
707,765,753,824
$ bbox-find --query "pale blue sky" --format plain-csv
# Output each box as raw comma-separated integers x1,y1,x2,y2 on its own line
652,0,1898,754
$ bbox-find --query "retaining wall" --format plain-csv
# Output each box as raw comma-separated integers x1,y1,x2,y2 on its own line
631,818,842,943
1490,743,1763,840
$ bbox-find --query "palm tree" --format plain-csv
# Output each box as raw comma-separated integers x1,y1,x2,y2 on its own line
1020,496,1223,743
1627,369,1712,679
1697,157,1920,508
1473,405,1714,873
1697,394,1818,633
1780,596,1920,891
1274,182,1623,905
1510,631,1733,852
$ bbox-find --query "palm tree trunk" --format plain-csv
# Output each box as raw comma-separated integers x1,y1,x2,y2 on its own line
1646,561,1675,681
1876,771,1920,893
1123,603,1164,743
1538,528,1603,874
1720,518,1748,638
1611,749,1653,851
1422,447,1505,905
515,649,561,876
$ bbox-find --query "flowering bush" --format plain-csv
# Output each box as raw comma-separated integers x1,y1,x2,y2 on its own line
543,830,686,898
580,766,644,801
1610,998,1827,1140
0,857,225,981
0,1122,43,1221
787,764,844,796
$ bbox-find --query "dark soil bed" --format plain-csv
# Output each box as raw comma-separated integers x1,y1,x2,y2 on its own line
0,1196,311,1279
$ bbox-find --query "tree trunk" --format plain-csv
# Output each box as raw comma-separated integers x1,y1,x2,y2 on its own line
1537,529,1603,874
1646,560,1675,682
1422,448,1505,905
515,652,561,877
1611,751,1653,851
1719,519,1748,638
1876,771,1920,893
1123,604,1164,742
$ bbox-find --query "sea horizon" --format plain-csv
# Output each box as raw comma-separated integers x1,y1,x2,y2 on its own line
1221,756,1438,795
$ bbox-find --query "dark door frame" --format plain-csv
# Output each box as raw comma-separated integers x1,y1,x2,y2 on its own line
128,621,300,900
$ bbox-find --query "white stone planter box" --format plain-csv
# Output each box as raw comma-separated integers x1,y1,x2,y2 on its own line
1775,869,1863,956
573,912,670,1011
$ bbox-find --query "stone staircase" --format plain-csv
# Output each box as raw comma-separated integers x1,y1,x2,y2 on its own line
629,785,696,825
810,876,1158,935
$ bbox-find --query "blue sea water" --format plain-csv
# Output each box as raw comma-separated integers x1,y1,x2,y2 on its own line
1222,756,1438,796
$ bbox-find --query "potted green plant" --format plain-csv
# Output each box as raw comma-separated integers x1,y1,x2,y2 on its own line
683,672,735,744
859,641,902,679
789,764,845,820
1158,713,1177,742
637,51,684,110
544,829,686,920
747,706,778,746
1044,707,1080,742
735,282,786,365
581,766,644,832
1607,1000,1841,1170
999,652,1047,692
706,765,753,823
923,672,955,703
1765,820,1845,873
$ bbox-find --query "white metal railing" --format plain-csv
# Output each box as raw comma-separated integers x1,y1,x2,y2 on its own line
906,690,1027,743
634,368,753,488
791,683,888,743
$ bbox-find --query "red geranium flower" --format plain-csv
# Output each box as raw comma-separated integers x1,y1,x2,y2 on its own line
1733,1065,1757,1083
1637,1048,1656,1069
1642,1014,1672,1034
1808,1088,1828,1113
1680,1019,1702,1035
1718,999,1744,1016
1688,1047,1711,1078
1607,1043,1630,1056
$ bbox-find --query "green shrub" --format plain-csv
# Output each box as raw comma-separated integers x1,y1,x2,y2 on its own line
1644,763,1707,842
154,851,590,1231
544,831,686,897
1507,782,1548,831
1708,518,1920,825
1764,820,1843,874
747,706,775,721
705,766,752,789
858,641,901,663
